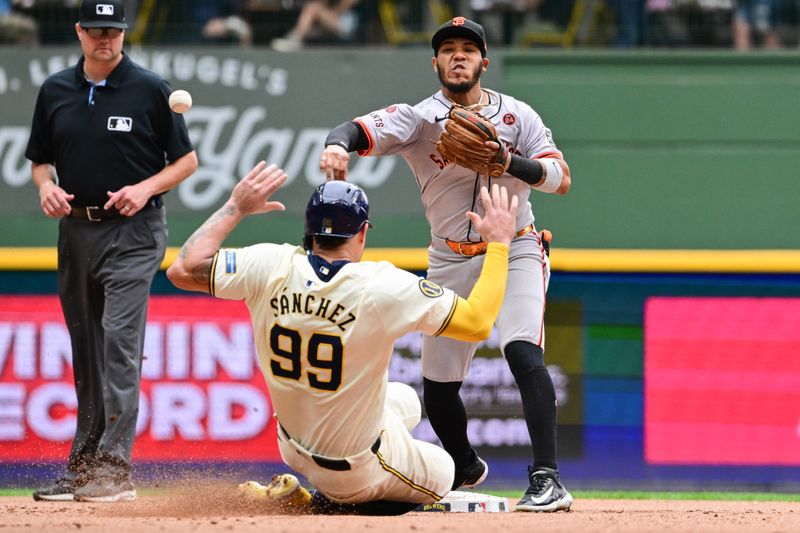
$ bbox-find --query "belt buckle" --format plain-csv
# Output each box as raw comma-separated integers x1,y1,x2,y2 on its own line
458,242,485,256
85,207,102,222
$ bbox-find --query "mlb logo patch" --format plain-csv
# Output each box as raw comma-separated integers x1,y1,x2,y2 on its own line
107,117,132,132
96,4,114,15
224,251,237,274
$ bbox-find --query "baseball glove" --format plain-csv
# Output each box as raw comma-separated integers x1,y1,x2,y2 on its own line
435,105,510,177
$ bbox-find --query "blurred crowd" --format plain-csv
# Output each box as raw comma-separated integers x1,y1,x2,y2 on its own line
1,0,799,49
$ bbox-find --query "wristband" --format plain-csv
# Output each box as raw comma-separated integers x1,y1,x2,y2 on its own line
532,158,563,193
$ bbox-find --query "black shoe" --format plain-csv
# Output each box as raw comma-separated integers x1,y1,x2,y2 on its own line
74,477,136,503
514,466,572,512
32,476,75,502
451,451,488,490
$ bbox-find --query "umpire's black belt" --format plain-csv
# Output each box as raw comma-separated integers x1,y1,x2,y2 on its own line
68,197,163,222
278,424,381,471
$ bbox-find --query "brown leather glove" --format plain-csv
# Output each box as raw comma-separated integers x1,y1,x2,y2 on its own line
435,105,510,177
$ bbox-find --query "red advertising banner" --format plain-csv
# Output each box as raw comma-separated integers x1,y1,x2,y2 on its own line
0,296,281,462
645,297,800,465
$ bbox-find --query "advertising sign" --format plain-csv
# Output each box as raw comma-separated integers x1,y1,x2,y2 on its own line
645,297,800,465
1,294,577,461
0,295,279,461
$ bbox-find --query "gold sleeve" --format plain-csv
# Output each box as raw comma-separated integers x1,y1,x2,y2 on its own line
438,243,509,342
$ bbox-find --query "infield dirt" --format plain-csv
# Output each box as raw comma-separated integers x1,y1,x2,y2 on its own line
2,486,798,533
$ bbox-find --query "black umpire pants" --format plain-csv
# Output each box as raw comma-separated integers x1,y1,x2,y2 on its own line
57,205,166,481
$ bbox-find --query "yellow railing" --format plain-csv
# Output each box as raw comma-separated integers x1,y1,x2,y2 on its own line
2,247,799,273
379,0,452,46
521,0,610,47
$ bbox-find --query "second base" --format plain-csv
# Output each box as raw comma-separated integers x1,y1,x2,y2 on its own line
415,490,510,513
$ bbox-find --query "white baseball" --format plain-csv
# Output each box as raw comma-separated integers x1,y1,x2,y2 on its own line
169,90,192,114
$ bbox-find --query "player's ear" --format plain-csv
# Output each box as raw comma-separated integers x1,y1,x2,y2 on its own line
482,58,489,71
353,225,368,260
355,224,368,247
75,22,82,39
432,56,438,73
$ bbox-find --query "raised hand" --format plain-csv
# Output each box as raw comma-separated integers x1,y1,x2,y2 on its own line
230,161,288,216
466,184,518,246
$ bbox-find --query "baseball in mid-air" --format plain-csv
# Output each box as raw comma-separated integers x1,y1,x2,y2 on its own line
169,90,192,114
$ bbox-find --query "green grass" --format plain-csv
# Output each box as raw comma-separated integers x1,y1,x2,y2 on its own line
0,489,33,497
487,490,800,502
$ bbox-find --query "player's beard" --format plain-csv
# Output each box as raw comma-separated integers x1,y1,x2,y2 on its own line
437,62,482,94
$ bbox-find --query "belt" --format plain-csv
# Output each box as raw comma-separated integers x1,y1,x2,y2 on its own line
445,224,534,257
68,197,162,222
279,424,381,472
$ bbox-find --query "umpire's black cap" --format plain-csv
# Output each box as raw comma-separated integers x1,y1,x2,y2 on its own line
432,17,487,57
79,0,128,29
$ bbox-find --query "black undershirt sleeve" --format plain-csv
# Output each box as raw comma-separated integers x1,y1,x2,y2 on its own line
506,154,544,186
325,121,369,153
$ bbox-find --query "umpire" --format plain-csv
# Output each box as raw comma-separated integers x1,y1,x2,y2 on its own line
25,0,197,503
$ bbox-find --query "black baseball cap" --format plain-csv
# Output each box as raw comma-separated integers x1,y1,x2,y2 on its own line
431,17,487,57
79,0,128,29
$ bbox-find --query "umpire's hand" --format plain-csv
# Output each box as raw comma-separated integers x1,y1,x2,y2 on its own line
38,181,74,217
319,144,350,181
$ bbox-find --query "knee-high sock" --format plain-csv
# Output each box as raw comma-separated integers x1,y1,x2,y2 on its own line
422,378,473,469
504,340,558,470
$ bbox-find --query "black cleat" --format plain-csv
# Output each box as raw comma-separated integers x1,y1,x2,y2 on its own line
74,477,136,502
32,477,76,502
452,451,488,490
514,466,572,512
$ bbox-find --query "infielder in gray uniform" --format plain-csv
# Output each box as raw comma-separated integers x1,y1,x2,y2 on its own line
319,17,572,512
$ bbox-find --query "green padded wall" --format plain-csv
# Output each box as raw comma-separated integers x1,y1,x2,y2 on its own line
504,52,800,249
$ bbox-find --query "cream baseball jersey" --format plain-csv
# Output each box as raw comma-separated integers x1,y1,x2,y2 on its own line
210,243,458,458
354,89,561,243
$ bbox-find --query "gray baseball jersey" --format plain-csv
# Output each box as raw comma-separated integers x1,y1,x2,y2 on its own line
354,89,561,243
354,89,559,381
211,243,457,502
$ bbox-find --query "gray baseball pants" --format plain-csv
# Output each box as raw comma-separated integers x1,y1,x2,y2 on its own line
57,206,166,480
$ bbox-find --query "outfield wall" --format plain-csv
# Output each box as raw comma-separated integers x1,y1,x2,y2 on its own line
504,52,800,249
2,265,799,491
1,47,798,249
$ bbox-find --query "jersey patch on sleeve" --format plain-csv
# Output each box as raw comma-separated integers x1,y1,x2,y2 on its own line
418,279,444,298
224,250,237,274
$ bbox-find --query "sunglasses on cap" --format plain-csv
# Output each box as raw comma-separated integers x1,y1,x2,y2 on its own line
83,27,123,38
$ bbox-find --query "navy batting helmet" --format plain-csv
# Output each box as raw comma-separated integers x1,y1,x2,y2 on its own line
304,181,371,248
